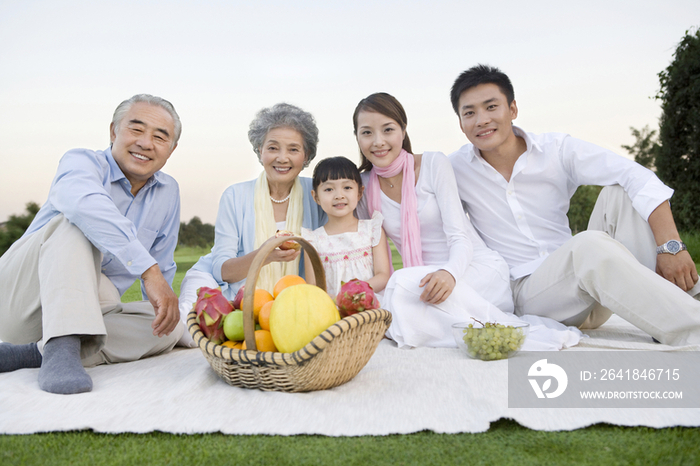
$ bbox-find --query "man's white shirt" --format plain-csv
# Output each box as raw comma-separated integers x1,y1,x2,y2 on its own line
449,126,673,280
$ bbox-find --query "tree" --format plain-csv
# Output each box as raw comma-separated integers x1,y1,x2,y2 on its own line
178,216,215,248
0,202,41,257
655,27,700,231
567,185,602,234
621,125,660,171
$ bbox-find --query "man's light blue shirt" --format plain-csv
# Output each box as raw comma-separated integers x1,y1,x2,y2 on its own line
25,147,181,297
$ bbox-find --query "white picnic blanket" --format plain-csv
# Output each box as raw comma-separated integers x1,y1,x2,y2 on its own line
1,315,699,435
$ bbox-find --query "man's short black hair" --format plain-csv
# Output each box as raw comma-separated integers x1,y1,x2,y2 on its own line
450,64,515,114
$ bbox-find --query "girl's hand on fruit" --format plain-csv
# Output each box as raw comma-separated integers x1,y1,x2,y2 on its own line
418,269,456,304
142,264,180,337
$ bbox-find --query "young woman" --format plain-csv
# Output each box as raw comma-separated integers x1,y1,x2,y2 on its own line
353,92,516,348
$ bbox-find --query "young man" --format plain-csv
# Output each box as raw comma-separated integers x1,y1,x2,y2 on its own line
0,94,184,394
448,64,700,346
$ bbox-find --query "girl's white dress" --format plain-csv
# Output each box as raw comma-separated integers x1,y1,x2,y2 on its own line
302,212,384,300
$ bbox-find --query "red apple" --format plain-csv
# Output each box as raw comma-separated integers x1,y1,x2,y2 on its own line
275,230,301,251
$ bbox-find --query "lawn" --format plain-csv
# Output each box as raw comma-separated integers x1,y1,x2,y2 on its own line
4,243,700,465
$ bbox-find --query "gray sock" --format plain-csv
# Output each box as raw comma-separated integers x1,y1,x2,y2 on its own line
38,335,93,394
0,342,42,372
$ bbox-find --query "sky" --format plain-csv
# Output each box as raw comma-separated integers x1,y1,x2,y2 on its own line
1,0,698,225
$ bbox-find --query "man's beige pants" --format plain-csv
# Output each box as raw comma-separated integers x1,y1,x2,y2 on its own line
0,215,182,366
512,185,700,346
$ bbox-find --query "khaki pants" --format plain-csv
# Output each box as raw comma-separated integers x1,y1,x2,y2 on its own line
512,185,700,346
0,214,182,366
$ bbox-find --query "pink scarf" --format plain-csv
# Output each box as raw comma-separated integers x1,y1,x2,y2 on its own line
366,149,423,268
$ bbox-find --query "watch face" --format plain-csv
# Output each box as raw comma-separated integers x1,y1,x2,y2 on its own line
667,240,681,253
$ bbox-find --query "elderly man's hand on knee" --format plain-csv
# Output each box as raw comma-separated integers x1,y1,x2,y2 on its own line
142,264,180,337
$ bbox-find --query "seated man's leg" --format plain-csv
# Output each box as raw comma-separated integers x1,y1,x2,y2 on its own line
0,342,42,372
82,275,184,366
514,230,700,345
0,220,44,371
589,185,700,297
1,215,183,391
588,185,658,271
0,215,107,393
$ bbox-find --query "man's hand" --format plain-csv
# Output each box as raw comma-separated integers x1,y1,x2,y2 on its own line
141,264,180,337
656,251,699,292
419,269,456,304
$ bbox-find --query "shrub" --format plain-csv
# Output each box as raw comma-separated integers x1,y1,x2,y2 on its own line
655,27,700,231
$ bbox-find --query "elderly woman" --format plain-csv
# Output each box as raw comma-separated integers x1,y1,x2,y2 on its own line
177,103,326,346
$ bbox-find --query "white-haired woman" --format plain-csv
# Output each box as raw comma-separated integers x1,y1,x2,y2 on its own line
177,103,326,346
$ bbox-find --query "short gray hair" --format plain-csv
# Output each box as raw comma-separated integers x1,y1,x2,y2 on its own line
248,103,319,167
112,94,182,147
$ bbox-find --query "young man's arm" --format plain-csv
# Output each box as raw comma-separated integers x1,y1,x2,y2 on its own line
560,135,697,291
648,201,699,292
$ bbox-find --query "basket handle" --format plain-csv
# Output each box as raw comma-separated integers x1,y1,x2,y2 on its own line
242,236,326,351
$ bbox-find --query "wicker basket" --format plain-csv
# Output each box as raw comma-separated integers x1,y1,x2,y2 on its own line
187,235,392,392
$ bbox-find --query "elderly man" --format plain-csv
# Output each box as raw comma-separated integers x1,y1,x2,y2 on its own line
0,94,184,394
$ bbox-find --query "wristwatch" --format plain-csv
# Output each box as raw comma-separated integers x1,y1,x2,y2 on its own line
656,239,687,255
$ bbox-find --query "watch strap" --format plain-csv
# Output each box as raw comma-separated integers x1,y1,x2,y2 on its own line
656,240,687,255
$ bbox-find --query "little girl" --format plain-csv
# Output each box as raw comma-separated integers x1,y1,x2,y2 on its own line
302,156,391,300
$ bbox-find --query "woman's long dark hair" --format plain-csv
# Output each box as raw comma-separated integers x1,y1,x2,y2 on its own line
352,92,413,173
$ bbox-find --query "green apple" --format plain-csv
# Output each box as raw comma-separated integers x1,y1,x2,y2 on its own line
223,310,245,341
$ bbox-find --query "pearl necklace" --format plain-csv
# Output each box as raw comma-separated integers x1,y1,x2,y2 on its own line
270,193,291,204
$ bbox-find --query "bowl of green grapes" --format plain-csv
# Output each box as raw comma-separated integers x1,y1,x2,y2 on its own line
452,319,529,360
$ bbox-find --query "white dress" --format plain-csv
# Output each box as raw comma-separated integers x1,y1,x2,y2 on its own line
358,152,581,350
302,212,384,300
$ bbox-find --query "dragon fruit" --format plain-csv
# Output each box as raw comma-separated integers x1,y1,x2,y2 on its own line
336,278,380,317
231,285,245,310
194,286,234,344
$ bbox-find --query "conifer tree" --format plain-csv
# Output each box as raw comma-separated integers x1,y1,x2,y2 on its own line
656,27,700,231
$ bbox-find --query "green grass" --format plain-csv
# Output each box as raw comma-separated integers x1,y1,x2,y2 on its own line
681,231,700,261
19,241,698,465
1,420,698,466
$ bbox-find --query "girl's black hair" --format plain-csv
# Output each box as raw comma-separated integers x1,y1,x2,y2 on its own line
312,156,363,191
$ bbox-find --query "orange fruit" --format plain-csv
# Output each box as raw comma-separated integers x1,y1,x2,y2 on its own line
259,300,274,331
241,329,277,352
221,340,243,349
241,288,274,322
273,275,306,298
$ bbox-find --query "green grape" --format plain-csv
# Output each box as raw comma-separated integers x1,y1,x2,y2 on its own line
461,319,526,361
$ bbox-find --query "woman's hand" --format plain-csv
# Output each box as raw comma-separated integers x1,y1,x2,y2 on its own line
418,269,456,304
261,236,301,266
220,236,300,283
